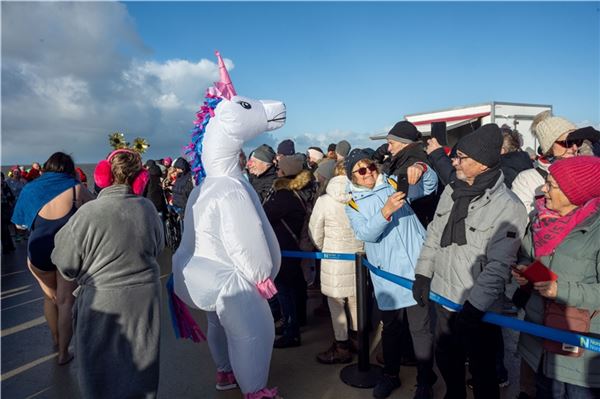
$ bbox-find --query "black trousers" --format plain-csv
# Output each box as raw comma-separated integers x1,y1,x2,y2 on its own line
381,304,436,387
435,304,500,399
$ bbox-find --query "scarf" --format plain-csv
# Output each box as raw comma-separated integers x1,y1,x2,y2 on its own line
532,197,600,257
11,172,79,229
440,167,501,247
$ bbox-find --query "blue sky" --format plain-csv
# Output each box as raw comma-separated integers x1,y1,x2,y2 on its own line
2,1,599,165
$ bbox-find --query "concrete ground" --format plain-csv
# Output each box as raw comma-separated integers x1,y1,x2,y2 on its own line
1,237,522,399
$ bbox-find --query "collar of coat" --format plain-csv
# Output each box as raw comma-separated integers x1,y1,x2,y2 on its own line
272,169,313,192
98,184,134,198
441,172,505,213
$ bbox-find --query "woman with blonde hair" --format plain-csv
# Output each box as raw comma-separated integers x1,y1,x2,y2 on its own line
52,149,164,398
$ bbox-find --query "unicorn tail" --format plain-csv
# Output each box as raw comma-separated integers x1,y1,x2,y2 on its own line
166,274,206,343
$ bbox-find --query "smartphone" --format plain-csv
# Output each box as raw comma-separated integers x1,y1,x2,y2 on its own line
396,175,409,194
431,121,448,147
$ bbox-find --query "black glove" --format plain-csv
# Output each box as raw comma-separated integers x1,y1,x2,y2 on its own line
412,274,431,307
456,300,485,335
511,288,532,309
568,126,600,143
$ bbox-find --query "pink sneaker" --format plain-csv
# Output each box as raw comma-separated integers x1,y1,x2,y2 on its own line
216,370,238,391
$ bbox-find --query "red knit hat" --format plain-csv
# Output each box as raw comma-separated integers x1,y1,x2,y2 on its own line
549,156,600,205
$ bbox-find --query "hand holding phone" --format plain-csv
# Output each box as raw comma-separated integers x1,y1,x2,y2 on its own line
396,175,409,194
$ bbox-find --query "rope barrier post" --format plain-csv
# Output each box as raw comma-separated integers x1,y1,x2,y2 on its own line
340,252,383,388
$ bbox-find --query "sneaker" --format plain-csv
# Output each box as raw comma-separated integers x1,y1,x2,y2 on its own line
273,335,301,348
373,374,401,399
498,375,510,388
216,371,237,391
316,341,353,364
413,385,433,399
274,319,285,336
467,377,510,390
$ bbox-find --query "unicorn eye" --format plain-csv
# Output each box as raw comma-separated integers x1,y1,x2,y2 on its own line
238,101,252,109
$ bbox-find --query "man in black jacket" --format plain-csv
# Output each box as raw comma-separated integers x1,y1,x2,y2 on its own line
381,121,440,227
143,160,167,214
247,144,278,203
172,158,194,215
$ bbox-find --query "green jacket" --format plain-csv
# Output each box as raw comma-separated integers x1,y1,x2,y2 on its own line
518,209,600,388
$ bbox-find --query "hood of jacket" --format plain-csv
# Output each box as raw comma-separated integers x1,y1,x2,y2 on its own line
173,158,191,174
147,164,163,177
326,175,352,203
273,169,312,192
501,151,533,172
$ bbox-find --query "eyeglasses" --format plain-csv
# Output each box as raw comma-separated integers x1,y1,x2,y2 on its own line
555,139,584,148
452,155,470,163
544,180,561,190
353,163,377,176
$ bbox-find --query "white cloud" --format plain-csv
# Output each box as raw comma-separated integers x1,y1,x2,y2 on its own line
1,2,374,167
1,2,231,165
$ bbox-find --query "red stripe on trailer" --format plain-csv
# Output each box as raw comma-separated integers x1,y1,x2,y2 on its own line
411,112,491,126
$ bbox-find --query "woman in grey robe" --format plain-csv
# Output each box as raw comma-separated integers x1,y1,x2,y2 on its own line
52,150,164,399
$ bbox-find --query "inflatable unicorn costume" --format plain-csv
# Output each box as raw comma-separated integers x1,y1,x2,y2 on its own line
171,51,284,399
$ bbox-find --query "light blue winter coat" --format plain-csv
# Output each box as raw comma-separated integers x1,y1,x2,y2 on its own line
346,169,438,310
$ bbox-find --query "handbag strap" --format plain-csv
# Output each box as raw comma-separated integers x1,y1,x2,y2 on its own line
280,218,300,245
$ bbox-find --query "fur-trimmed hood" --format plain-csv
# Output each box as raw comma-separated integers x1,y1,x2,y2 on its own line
273,169,313,192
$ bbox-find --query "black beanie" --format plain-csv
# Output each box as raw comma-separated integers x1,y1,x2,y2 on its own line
344,148,375,180
277,139,295,156
456,124,503,168
251,144,276,163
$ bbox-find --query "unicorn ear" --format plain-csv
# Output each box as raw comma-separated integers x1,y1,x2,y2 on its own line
213,50,236,100
94,160,113,188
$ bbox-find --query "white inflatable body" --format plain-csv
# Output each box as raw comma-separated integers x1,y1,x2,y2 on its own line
172,80,285,394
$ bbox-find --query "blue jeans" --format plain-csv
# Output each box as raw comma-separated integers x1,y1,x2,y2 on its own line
536,367,600,399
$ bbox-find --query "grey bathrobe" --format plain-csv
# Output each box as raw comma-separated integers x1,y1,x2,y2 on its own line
52,184,164,399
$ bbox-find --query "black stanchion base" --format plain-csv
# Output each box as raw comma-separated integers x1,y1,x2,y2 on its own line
339,363,383,388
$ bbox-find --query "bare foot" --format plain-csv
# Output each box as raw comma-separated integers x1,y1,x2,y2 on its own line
57,352,74,366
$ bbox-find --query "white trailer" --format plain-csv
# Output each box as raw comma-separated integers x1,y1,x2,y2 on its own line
400,101,552,152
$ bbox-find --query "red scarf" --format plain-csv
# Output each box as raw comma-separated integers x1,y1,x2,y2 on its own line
532,197,600,257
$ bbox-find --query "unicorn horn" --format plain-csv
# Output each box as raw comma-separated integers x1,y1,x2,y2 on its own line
214,50,237,99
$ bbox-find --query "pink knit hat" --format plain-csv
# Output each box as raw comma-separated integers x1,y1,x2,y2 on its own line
549,156,600,205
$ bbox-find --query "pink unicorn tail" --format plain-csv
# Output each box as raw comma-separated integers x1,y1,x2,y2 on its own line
166,274,206,343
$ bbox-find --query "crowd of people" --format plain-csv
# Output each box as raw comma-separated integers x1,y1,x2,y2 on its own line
2,110,600,399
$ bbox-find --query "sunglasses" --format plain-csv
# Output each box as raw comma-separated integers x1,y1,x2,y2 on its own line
555,139,584,148
353,163,377,176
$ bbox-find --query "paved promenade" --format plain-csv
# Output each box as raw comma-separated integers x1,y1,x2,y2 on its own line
1,238,521,398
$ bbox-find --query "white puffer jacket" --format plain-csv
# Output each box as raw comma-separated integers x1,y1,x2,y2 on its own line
511,166,546,215
309,176,364,298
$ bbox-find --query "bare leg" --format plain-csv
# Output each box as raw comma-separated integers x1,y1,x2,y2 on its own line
28,261,59,347
55,272,75,364
43,296,59,346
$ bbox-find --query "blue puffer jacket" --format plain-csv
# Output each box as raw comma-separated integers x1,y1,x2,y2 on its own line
346,169,438,310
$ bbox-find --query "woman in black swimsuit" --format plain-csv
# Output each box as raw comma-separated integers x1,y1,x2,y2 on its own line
13,152,94,365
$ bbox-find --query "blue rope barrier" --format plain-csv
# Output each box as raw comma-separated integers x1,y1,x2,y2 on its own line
280,250,600,353
361,258,600,353
281,250,356,261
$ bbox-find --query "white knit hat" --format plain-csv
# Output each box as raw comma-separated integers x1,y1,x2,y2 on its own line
533,116,577,154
